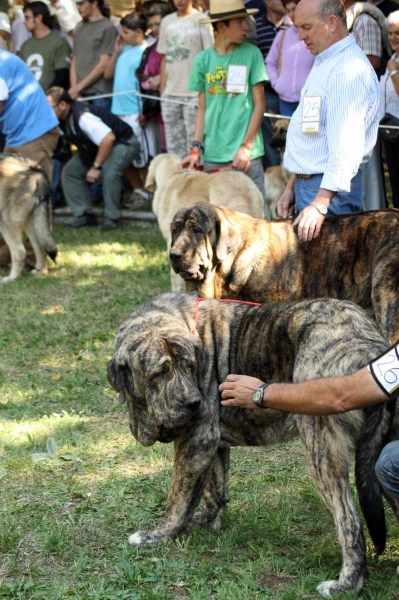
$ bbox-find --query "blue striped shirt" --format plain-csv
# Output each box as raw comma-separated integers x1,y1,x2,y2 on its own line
284,34,379,193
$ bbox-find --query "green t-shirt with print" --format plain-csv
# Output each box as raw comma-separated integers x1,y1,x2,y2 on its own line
19,31,71,91
189,43,267,163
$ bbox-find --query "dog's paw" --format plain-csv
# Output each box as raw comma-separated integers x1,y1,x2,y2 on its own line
0,276,15,284
128,529,169,546
192,512,223,531
316,581,338,597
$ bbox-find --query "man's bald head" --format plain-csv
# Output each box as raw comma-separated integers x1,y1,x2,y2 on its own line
295,0,347,55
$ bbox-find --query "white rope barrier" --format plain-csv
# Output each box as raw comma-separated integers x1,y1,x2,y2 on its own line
80,89,399,130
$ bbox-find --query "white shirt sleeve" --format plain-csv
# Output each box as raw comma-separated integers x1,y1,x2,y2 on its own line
78,112,113,147
0,77,9,101
321,63,378,192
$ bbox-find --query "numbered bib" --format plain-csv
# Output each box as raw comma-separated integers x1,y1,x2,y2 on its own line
368,342,399,398
226,65,247,94
302,96,322,133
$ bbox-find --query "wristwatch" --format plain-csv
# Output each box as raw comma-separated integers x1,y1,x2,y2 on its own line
93,162,103,171
310,200,328,216
390,70,399,78
252,382,269,408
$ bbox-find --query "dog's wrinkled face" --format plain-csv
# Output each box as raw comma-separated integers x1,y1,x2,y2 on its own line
270,119,289,150
107,318,207,446
169,203,239,282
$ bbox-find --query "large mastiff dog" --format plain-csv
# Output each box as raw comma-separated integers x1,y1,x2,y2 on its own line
107,292,398,598
145,154,264,290
169,204,399,343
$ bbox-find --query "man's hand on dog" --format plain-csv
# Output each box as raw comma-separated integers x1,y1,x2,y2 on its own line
294,205,325,242
220,374,264,409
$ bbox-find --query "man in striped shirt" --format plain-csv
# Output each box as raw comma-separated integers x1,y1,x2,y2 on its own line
277,0,379,242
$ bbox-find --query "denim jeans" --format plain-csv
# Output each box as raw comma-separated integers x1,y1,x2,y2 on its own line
279,99,299,118
375,441,399,501
294,170,362,216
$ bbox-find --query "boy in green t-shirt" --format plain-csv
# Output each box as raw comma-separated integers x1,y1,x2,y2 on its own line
180,0,267,206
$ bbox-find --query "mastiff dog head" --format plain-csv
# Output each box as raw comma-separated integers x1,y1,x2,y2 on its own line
107,294,208,446
169,203,241,283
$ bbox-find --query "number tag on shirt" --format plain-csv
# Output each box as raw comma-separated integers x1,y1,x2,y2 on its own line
301,96,322,133
368,342,399,398
226,65,247,94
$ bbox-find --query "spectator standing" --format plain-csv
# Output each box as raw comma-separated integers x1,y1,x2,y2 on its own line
344,0,387,211
69,0,118,110
136,2,171,154
179,0,267,201
158,0,214,157
265,0,314,116
46,87,140,230
0,50,59,267
277,0,379,242
380,10,399,208
50,0,82,48
0,11,10,50
104,12,150,202
20,1,71,90
254,0,290,167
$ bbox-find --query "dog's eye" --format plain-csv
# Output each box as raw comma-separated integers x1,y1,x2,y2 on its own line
192,227,202,235
150,363,171,380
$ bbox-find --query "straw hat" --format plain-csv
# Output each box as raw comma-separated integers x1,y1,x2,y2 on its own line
199,0,258,24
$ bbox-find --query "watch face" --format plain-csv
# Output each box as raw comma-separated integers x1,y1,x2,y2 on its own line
253,389,262,405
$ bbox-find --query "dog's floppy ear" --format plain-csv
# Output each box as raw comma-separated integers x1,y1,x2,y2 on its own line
145,158,157,192
107,359,136,404
195,344,209,392
215,209,240,262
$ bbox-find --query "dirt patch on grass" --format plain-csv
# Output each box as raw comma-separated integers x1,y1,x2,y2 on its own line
256,573,295,592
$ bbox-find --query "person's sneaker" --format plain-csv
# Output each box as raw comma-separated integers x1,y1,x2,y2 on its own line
101,218,118,230
65,212,98,228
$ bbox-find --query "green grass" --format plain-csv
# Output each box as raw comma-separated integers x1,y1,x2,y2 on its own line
1,223,398,600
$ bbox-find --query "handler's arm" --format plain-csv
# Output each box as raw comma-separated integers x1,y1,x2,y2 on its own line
179,92,205,170
232,82,265,173
219,368,387,415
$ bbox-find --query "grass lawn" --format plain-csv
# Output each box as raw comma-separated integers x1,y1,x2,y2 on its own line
1,223,398,600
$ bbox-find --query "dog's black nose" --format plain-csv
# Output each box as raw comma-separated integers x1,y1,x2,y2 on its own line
169,249,182,261
185,397,201,412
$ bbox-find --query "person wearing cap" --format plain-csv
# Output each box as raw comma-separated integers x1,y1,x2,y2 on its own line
219,341,399,504
69,0,118,109
20,1,71,90
179,0,267,206
277,0,379,242
0,11,10,50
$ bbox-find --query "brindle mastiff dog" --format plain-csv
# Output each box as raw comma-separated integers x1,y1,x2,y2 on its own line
107,292,398,598
169,204,399,343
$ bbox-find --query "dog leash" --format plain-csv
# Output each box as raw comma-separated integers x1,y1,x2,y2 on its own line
191,164,233,174
191,297,262,336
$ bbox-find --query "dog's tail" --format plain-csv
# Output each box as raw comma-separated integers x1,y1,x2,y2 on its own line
31,167,57,263
355,402,396,555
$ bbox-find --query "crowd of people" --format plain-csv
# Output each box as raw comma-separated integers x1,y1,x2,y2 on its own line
0,0,398,234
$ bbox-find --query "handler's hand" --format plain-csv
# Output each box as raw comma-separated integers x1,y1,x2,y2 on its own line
293,205,325,242
86,167,101,184
219,374,265,409
277,187,295,219
232,146,251,173
179,155,198,170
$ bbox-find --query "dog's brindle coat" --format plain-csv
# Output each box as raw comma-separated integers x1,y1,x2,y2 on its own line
107,292,397,598
169,204,399,343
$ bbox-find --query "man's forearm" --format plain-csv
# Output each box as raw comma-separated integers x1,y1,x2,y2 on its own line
74,57,109,95
93,132,115,166
242,84,265,147
264,368,386,415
